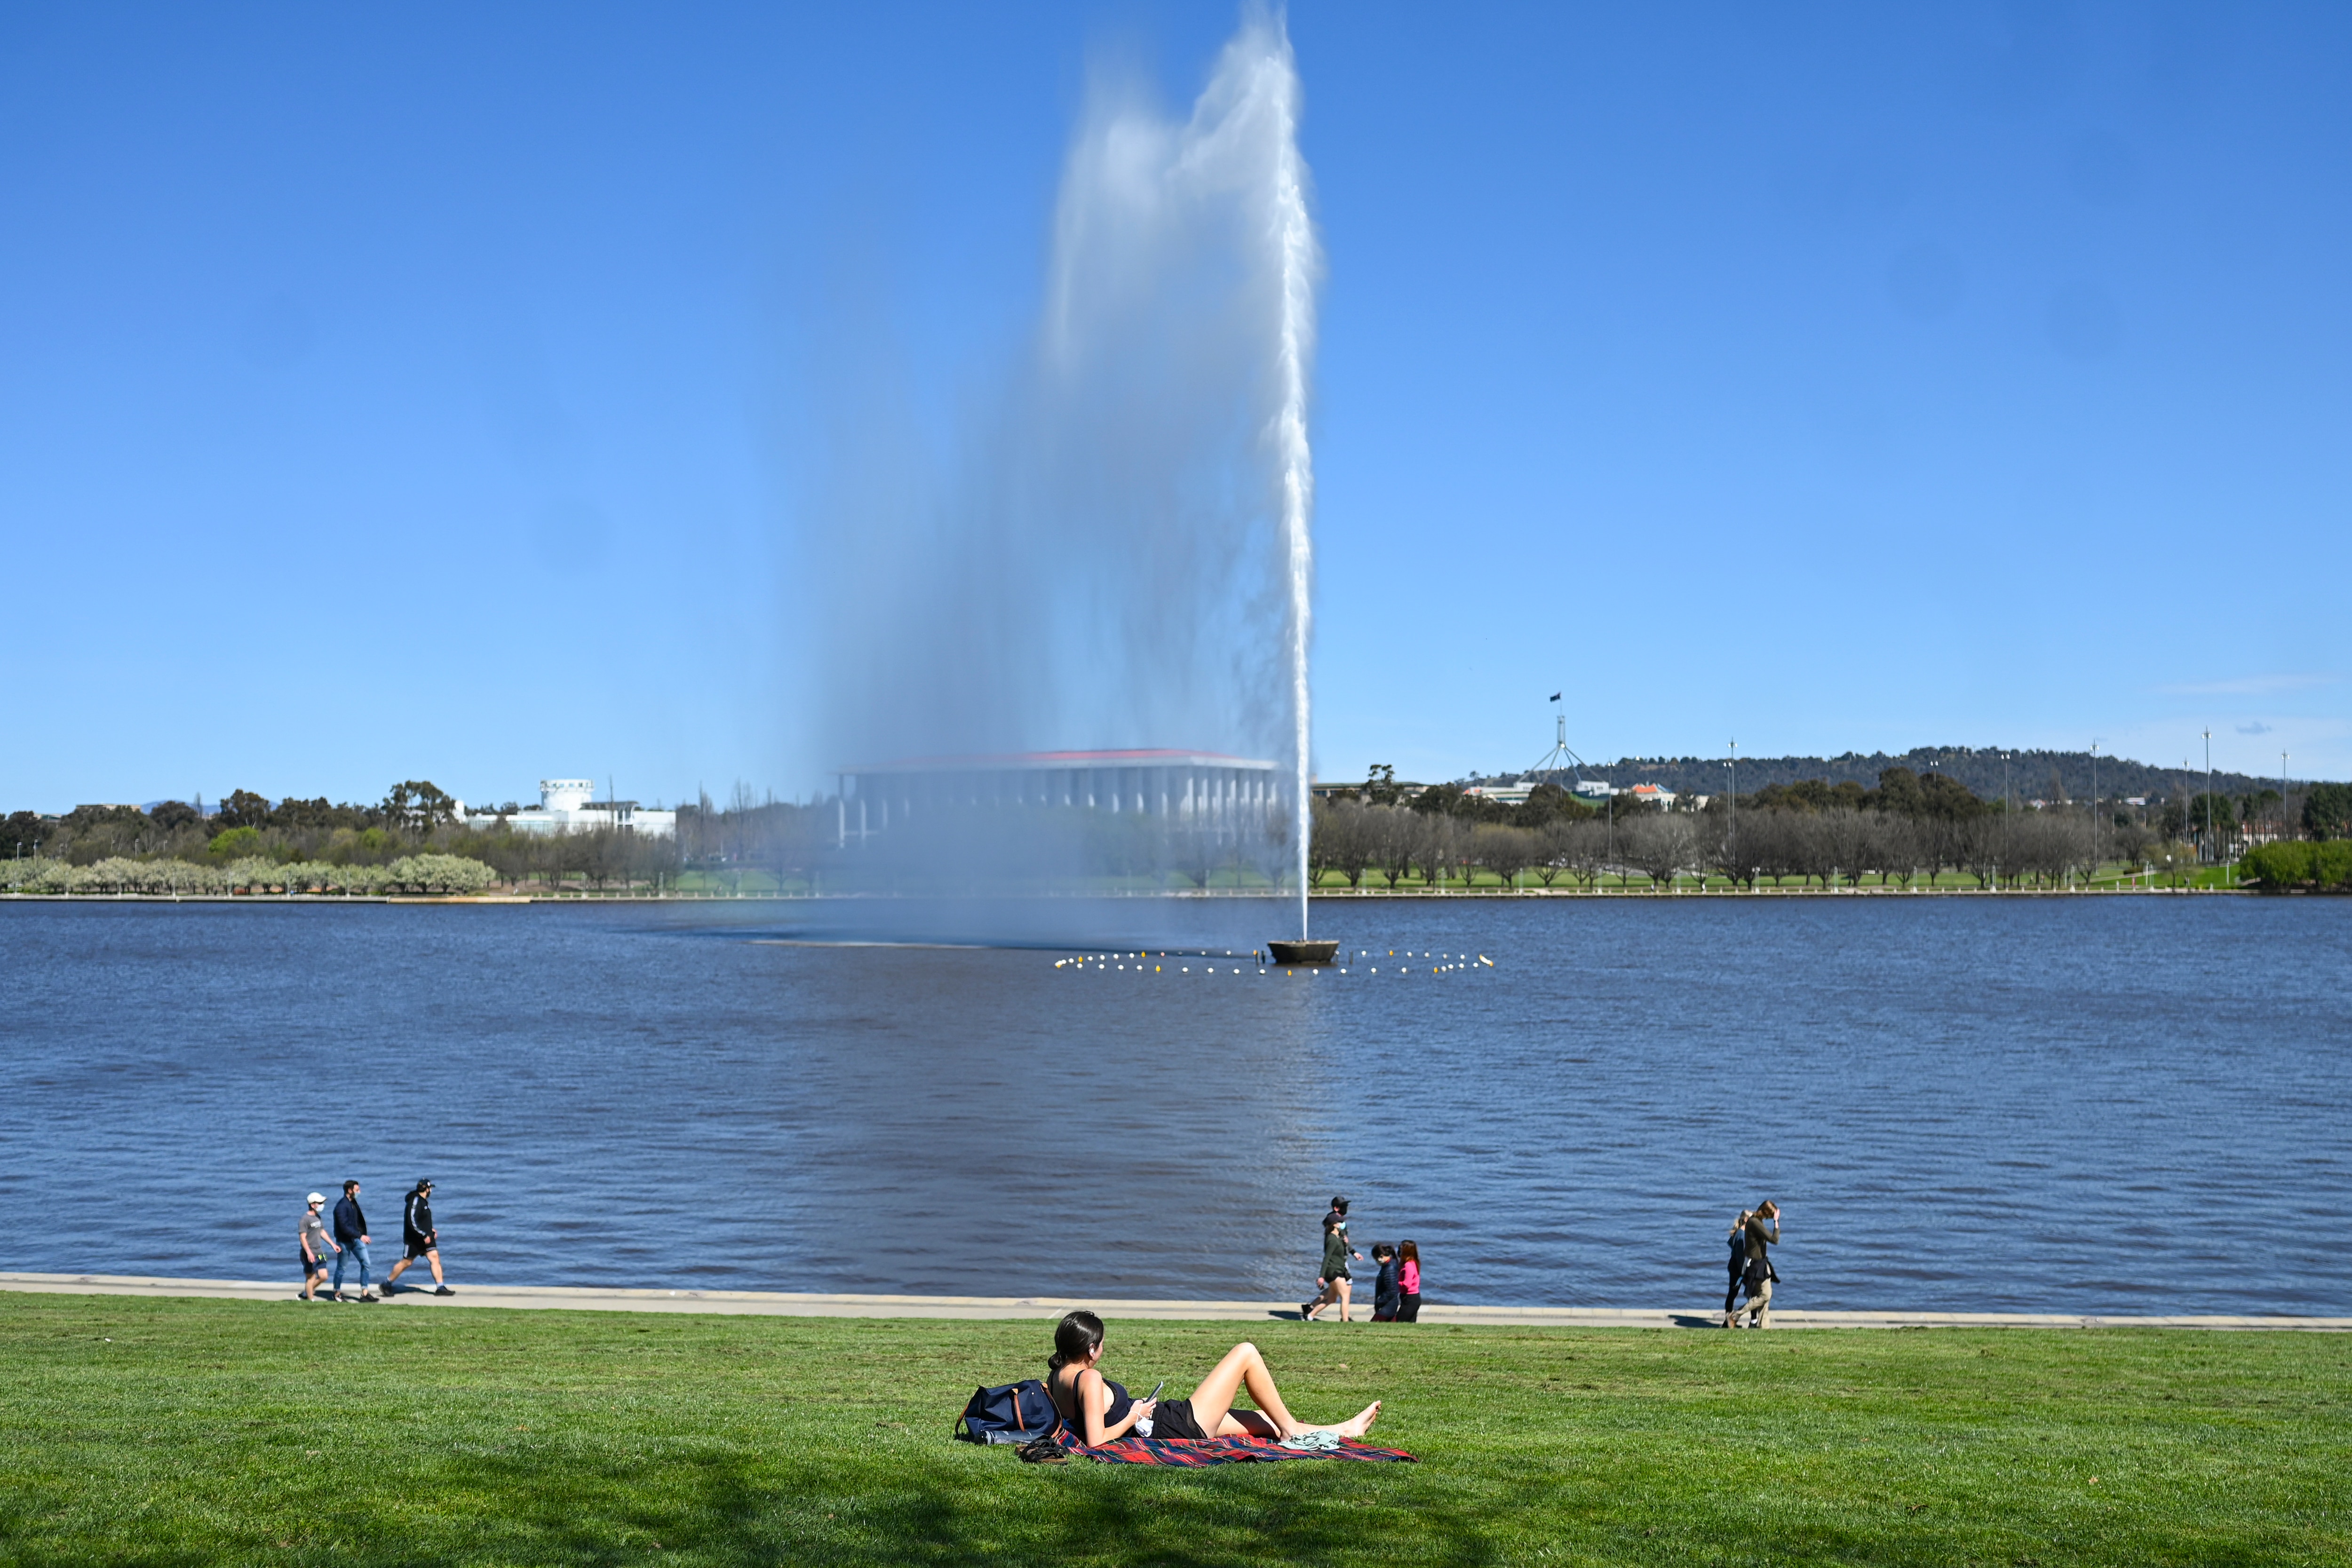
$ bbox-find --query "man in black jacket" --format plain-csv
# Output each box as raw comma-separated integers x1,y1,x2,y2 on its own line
383,1179,453,1296
329,1180,376,1302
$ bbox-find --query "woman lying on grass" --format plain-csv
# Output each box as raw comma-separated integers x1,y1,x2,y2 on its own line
1043,1309,1382,1444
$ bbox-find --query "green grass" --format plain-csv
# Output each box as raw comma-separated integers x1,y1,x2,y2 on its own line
2,1297,2345,1566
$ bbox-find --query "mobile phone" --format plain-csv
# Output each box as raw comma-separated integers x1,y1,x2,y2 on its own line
1147,1380,1166,1402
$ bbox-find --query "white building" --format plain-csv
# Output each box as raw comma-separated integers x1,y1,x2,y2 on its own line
478,779,678,838
836,749,1276,846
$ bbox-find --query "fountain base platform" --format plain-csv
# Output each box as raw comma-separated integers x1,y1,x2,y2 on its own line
1267,939,1340,966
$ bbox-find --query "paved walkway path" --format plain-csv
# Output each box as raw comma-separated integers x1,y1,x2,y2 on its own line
5,1273,2344,1331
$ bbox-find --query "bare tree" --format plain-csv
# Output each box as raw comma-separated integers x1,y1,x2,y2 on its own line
1557,818,1611,890
1472,823,1537,889
1413,812,1464,890
1311,800,1376,888
1955,816,2002,889
1874,813,1922,888
1736,810,1803,888
1619,813,1695,890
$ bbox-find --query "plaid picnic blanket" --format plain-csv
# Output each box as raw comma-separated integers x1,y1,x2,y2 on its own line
1040,1425,1414,1466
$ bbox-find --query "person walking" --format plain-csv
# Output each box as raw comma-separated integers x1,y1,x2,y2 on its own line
298,1193,334,1301
1725,1200,1782,1329
329,1179,376,1302
1722,1210,1751,1321
1301,1213,1360,1321
383,1178,453,1296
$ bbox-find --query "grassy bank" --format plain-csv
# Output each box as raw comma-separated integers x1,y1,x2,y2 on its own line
1,1296,2344,1566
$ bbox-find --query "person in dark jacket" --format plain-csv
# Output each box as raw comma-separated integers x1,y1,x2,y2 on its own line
1369,1243,1401,1321
383,1178,453,1296
1723,1210,1751,1319
1301,1213,1360,1321
329,1180,376,1302
1725,1200,1782,1329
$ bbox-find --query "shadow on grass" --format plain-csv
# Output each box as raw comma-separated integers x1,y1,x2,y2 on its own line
419,1442,1507,1568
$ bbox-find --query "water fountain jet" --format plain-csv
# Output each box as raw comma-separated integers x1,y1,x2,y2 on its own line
802,11,1322,953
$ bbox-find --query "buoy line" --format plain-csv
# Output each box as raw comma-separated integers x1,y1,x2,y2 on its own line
1050,947,1495,977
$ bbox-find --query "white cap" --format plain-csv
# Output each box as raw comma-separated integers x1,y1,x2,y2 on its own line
306,1192,326,1205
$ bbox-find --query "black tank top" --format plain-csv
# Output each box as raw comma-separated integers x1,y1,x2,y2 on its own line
1050,1367,1131,1433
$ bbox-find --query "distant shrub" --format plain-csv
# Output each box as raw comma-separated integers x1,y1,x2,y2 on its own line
2241,840,2352,891
206,826,263,862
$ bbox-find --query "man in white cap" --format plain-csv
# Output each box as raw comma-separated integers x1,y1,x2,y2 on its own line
299,1194,334,1301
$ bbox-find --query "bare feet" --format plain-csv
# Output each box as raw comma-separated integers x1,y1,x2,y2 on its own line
1333,1401,1382,1440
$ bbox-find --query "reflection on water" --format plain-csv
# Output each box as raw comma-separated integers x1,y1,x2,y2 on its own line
1,898,2344,1313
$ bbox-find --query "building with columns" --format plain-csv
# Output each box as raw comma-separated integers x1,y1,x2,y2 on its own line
834,749,1277,847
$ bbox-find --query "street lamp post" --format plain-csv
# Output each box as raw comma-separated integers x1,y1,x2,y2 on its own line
2203,727,2214,871
1728,739,1738,891
2090,740,2100,883
2281,750,2290,841
2001,750,2012,890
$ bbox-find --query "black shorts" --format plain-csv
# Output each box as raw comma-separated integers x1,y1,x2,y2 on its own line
1149,1398,1210,1441
405,1238,436,1259
301,1252,326,1274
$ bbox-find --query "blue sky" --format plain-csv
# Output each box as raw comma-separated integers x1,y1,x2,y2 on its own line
2,2,2344,812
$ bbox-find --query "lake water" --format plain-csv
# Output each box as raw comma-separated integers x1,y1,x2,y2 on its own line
2,897,2345,1314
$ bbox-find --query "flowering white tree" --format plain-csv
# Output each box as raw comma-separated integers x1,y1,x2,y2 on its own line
85,857,148,892
385,854,496,894
4,851,495,896
0,857,70,892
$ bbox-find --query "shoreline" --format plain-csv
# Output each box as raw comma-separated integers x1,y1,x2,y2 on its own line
0,886,2267,903
7,1273,2344,1330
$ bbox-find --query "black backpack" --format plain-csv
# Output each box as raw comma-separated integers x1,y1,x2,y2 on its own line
955,1380,1061,1445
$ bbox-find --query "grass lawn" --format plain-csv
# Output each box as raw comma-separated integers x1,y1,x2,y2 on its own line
1,1296,2344,1566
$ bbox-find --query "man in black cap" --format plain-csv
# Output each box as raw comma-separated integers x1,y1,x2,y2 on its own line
329,1180,376,1302
383,1178,454,1296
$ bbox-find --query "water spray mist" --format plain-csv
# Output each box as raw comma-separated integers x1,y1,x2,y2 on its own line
803,12,1322,952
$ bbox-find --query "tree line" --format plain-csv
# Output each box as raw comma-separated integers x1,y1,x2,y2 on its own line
0,853,495,896
1514,744,2305,810
0,782,843,896
1307,765,2346,891
9,768,2345,897
4,780,472,869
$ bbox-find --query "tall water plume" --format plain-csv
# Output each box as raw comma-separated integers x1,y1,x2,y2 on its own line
1268,42,1315,942
795,12,1320,943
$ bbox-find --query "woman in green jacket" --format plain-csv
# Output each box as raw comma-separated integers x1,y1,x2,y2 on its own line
1301,1212,1361,1321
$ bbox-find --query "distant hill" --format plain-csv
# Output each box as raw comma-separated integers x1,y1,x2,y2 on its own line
1470,746,2302,804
